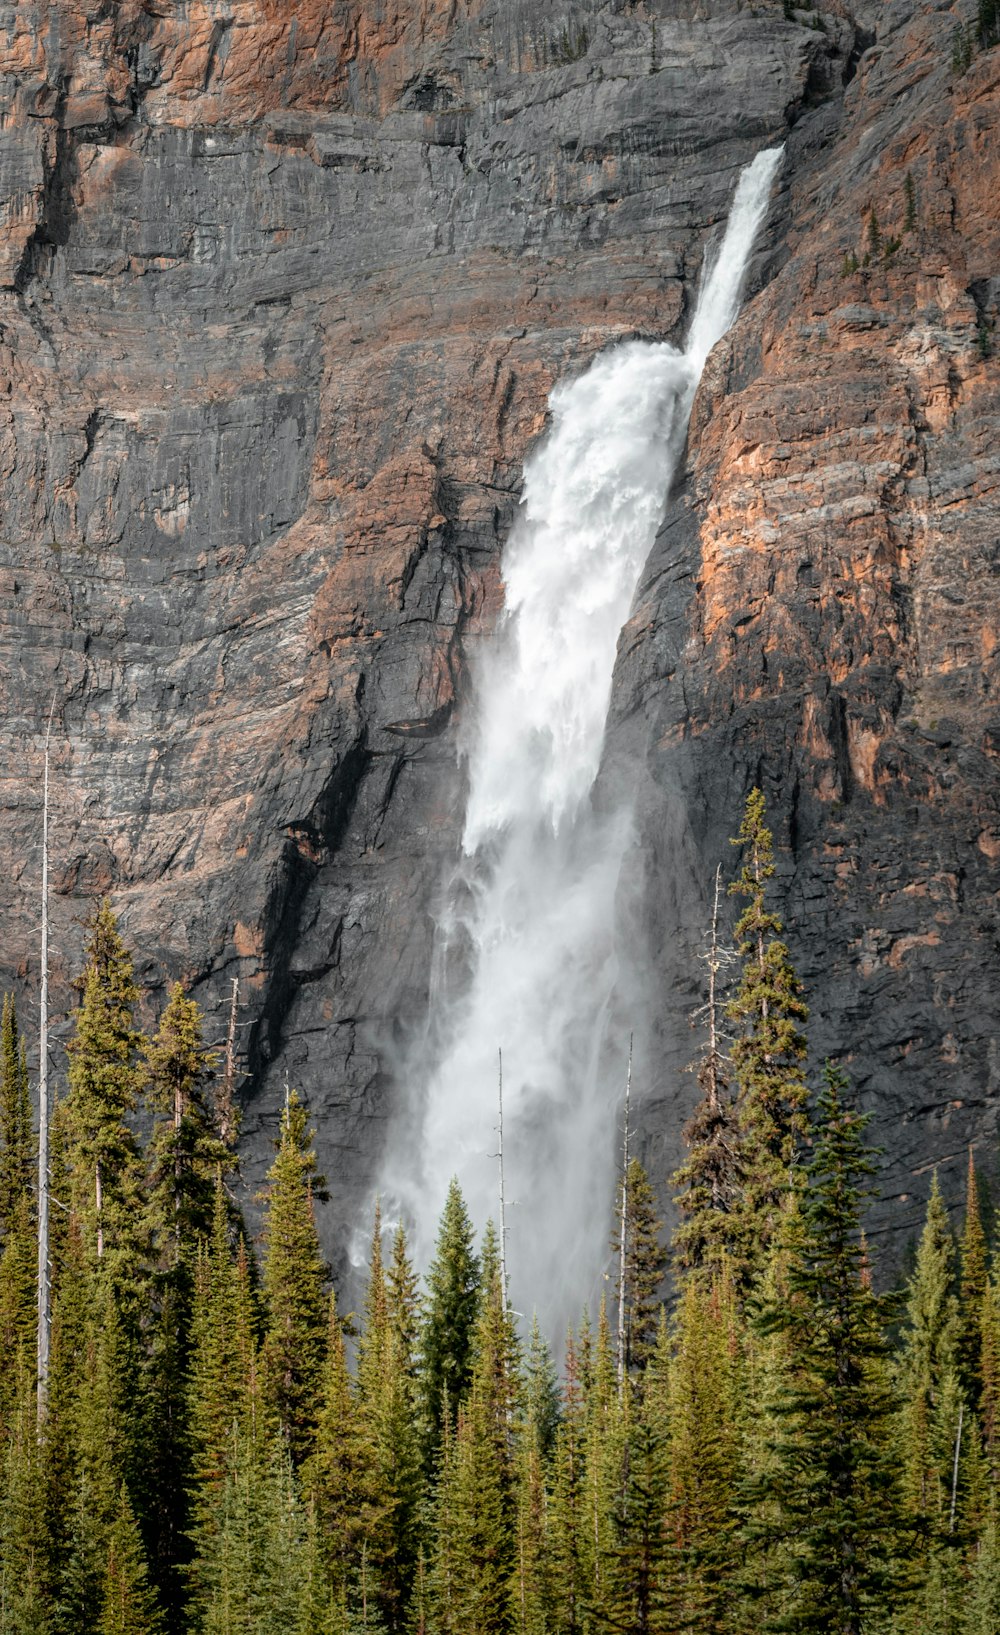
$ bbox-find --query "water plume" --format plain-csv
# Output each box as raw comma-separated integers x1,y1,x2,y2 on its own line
382,146,784,1332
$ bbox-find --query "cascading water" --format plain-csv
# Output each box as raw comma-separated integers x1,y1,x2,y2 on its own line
382,146,784,1328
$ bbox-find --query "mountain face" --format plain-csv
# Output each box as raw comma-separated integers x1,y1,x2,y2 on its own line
1,0,996,1268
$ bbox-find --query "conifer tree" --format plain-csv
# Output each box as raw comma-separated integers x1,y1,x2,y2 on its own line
604,1378,672,1635
144,985,231,1625
64,903,145,1280
302,1291,381,1609
666,1267,743,1633
98,1487,164,1635
897,1174,964,1526
611,1158,666,1377
0,1190,38,1436
1,1365,52,1635
0,994,33,1240
356,1206,423,1628
672,867,743,1281
187,1180,259,1498
418,1179,480,1468
740,1065,905,1635
726,788,809,1282
548,1332,589,1635
259,1090,328,1466
582,1299,623,1628
958,1152,989,1405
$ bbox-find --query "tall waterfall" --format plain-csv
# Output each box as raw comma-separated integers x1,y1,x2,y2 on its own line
383,147,784,1326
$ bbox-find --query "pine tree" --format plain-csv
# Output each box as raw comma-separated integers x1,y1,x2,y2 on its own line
0,994,33,1240
548,1332,589,1635
604,1378,672,1635
672,867,743,1282
0,1190,38,1437
259,1090,328,1466
64,903,145,1281
418,1179,480,1469
302,1291,382,1608
740,1064,906,1635
726,789,809,1283
897,1175,964,1526
1,1364,52,1635
98,1487,164,1635
666,1267,743,1633
356,1205,423,1628
958,1152,989,1406
144,985,232,1626
611,1158,666,1377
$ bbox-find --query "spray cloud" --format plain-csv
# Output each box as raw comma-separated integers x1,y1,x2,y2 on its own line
381,146,784,1331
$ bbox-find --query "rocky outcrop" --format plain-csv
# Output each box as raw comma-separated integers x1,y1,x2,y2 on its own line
611,1,1000,1259
0,0,995,1271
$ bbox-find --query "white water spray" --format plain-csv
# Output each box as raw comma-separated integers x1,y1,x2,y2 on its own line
383,147,783,1328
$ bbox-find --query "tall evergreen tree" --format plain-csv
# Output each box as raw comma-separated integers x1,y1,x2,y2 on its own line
740,1064,906,1635
64,904,145,1281
548,1332,589,1635
666,1267,743,1633
727,789,809,1283
958,1152,989,1406
0,995,33,1240
672,867,743,1282
418,1179,480,1469
259,1090,328,1466
611,1158,667,1377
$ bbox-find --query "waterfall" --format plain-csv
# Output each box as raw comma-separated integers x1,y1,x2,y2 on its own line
382,146,784,1328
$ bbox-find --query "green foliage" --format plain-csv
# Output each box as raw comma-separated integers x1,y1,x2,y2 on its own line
740,1065,909,1632
727,789,809,1281
259,1091,329,1466
64,903,146,1282
1,796,999,1635
0,996,33,1241
418,1178,480,1470
612,1157,667,1374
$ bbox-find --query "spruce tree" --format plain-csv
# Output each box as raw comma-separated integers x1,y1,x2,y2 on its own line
958,1152,989,1405
98,1487,164,1635
0,994,33,1240
418,1179,480,1469
726,788,809,1283
356,1205,423,1628
611,1158,667,1377
64,903,145,1281
548,1332,589,1635
897,1174,964,1525
672,867,743,1282
144,985,231,1626
740,1064,906,1635
1,1365,52,1635
667,1268,743,1633
259,1090,328,1466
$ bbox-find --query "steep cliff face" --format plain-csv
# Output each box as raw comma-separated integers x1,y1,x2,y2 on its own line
0,0,995,1266
611,2,1000,1254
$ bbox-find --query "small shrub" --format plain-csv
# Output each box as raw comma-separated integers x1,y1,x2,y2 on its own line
841,251,859,276
903,171,917,232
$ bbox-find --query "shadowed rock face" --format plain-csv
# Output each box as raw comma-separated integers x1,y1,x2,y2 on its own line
0,0,996,1276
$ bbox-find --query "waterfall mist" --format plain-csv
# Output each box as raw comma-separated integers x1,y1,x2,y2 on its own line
380,146,784,1333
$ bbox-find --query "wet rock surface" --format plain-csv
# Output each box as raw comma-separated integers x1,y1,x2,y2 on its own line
0,0,995,1273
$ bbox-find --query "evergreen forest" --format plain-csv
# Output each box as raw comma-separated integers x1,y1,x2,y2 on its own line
0,791,998,1635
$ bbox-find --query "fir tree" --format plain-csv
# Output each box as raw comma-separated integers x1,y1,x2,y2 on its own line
548,1332,589,1635
726,788,809,1282
958,1152,989,1406
418,1179,480,1469
740,1064,906,1635
64,903,145,1280
0,994,33,1240
672,867,743,1282
666,1268,743,1633
98,1487,164,1635
897,1175,964,1526
611,1158,667,1377
259,1090,328,1466
1,1366,52,1635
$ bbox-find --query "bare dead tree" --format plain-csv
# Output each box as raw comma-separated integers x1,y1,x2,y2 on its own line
36,701,54,1420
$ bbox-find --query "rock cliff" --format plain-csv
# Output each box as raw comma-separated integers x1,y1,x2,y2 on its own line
0,0,996,1272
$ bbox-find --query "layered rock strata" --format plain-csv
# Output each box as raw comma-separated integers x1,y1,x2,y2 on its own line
0,0,995,1269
